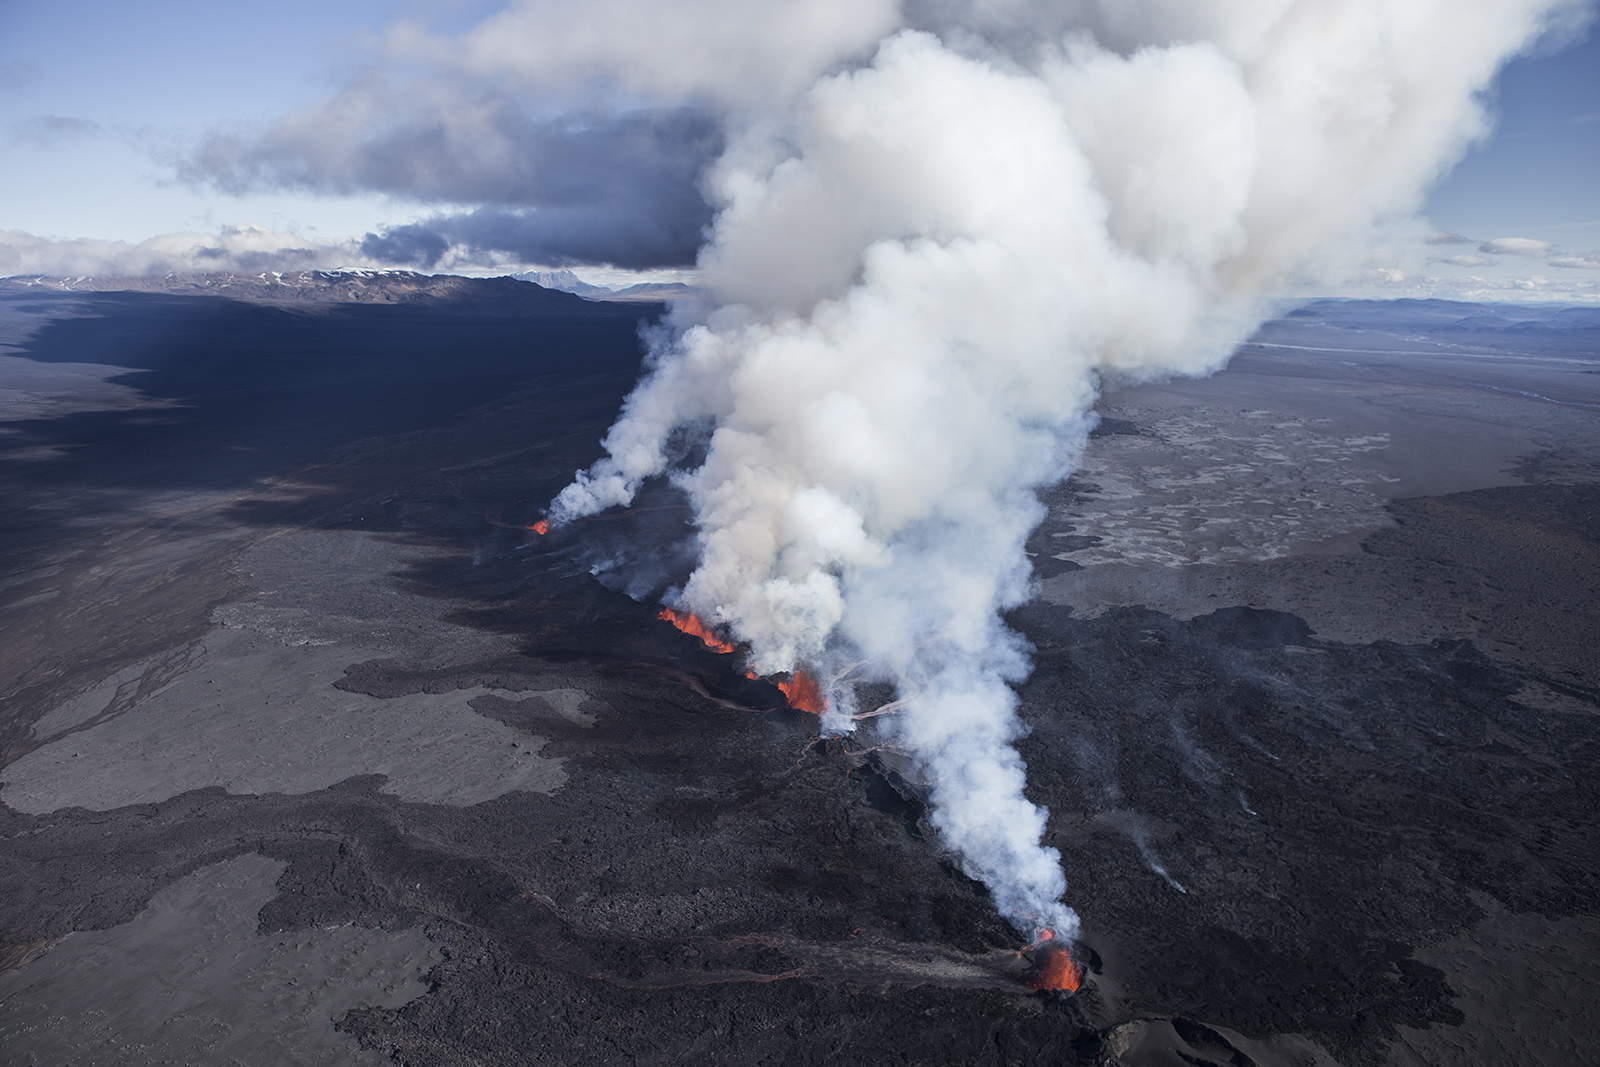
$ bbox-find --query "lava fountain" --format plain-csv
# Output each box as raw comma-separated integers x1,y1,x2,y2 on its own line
1023,930,1084,993
777,670,826,714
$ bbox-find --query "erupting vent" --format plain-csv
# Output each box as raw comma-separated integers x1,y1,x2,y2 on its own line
1024,931,1083,993
1028,945,1083,992
656,608,827,714
657,607,735,654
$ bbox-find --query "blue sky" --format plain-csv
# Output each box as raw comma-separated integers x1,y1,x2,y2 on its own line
1422,26,1599,252
1,1,1595,293
0,0,412,241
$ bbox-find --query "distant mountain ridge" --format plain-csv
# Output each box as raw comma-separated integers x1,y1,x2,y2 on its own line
603,281,701,303
3,269,699,307
3,269,556,305
1,270,685,312
510,270,701,304
1287,297,1600,330
511,269,613,296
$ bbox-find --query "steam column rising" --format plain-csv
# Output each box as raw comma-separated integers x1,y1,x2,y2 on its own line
549,2,1574,941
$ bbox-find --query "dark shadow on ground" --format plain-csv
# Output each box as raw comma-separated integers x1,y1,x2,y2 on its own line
0,287,655,554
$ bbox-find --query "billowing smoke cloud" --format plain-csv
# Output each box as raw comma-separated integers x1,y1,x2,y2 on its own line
539,0,1584,940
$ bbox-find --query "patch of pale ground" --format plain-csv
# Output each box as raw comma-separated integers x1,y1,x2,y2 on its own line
0,854,439,1067
1043,382,1600,658
1,529,596,814
1043,555,1463,648
1059,406,1400,568
1048,344,1597,578
1388,894,1600,1067
0,354,170,427
1,627,568,812
1101,1018,1344,1067
213,528,523,668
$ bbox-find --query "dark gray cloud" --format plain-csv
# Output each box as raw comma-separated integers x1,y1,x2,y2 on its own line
364,200,713,270
359,224,451,268
193,244,326,272
184,84,721,268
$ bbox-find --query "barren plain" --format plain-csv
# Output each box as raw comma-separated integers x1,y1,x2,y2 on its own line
0,277,1595,1066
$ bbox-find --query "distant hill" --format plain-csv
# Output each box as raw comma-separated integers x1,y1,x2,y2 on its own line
1275,298,1600,358
1286,297,1600,331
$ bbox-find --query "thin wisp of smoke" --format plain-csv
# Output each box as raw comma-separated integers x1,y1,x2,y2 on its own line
547,1,1580,940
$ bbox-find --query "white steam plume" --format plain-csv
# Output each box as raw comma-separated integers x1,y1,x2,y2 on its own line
548,2,1582,939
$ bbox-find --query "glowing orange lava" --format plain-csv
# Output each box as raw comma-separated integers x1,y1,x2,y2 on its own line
777,669,826,714
657,608,736,654
1026,933,1083,993
530,520,550,535
653,608,825,713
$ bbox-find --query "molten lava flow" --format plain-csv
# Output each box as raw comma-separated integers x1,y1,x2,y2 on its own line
658,608,736,654
653,609,825,714
777,669,826,714
1025,933,1083,993
530,520,550,535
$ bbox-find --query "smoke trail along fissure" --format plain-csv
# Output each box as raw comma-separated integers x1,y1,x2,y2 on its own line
550,4,1577,939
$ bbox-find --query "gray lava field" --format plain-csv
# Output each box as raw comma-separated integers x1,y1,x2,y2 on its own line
0,277,1596,1066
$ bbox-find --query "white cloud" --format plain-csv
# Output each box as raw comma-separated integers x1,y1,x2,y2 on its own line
0,225,362,278
0,224,660,281
1433,253,1496,267
383,0,900,112
1333,268,1600,302
1479,236,1555,255
1550,249,1600,268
